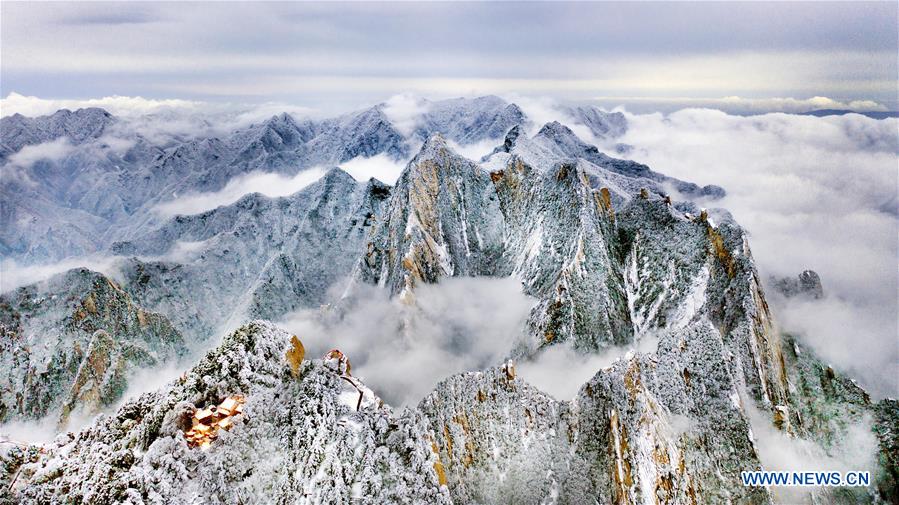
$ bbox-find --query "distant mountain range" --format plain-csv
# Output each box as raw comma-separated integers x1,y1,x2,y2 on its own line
1,96,895,504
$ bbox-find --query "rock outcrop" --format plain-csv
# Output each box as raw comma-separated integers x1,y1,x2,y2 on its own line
770,270,825,300
0,269,186,426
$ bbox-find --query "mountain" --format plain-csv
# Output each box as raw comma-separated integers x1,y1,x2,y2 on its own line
410,95,527,144
110,168,390,340
0,268,186,426
770,270,825,300
562,104,628,139
0,108,115,156
490,121,725,200
4,322,893,503
0,100,894,503
0,97,625,265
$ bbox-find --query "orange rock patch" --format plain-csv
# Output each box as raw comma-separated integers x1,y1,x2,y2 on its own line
183,394,246,449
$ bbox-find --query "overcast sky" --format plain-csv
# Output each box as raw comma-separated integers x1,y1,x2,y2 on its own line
1,1,896,114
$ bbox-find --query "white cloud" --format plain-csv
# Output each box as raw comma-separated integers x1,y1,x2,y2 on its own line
278,277,535,407
225,103,318,130
774,295,899,399
338,153,407,185
153,167,329,217
618,109,898,398
0,255,126,293
5,137,75,168
155,240,210,264
742,389,878,502
0,92,204,118
381,93,430,138
516,336,660,400
0,416,60,445
500,93,604,143
446,138,500,162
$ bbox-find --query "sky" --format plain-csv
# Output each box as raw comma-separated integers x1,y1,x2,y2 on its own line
2,1,897,114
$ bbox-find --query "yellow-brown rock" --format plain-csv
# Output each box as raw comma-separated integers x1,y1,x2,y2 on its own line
183,394,246,449
285,335,305,377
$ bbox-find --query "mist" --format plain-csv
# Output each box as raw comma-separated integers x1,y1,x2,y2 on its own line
153,167,329,217
278,276,536,407
614,109,898,398
338,153,407,185
742,389,879,502
516,336,660,400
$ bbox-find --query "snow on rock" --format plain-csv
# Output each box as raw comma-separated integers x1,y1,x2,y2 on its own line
2,322,450,504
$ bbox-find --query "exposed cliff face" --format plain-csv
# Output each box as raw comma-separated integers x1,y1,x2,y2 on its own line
360,133,791,405
358,135,505,298
0,269,186,426
5,320,895,504
491,156,630,352
781,334,899,503
417,317,783,504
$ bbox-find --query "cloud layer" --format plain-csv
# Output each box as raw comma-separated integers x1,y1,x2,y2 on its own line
6,137,75,168
338,153,407,185
742,390,878,502
2,3,895,109
153,167,329,217
516,336,660,400
0,92,204,118
616,109,898,397
595,95,892,115
278,277,535,407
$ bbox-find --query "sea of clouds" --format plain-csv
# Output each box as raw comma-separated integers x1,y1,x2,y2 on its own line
614,109,897,399
1,93,895,405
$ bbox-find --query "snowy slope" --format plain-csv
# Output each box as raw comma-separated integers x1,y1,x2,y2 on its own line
0,97,620,264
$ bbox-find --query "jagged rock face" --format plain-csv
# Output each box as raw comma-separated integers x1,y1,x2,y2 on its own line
112,168,391,340
873,400,899,504
359,136,642,352
419,365,572,504
4,321,895,504
491,157,631,352
770,270,825,300
359,133,791,402
420,321,773,505
780,334,899,503
0,269,186,425
2,322,452,504
496,121,725,202
0,321,782,504
359,135,506,298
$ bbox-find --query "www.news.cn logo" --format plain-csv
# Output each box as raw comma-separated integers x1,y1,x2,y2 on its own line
741,471,870,487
